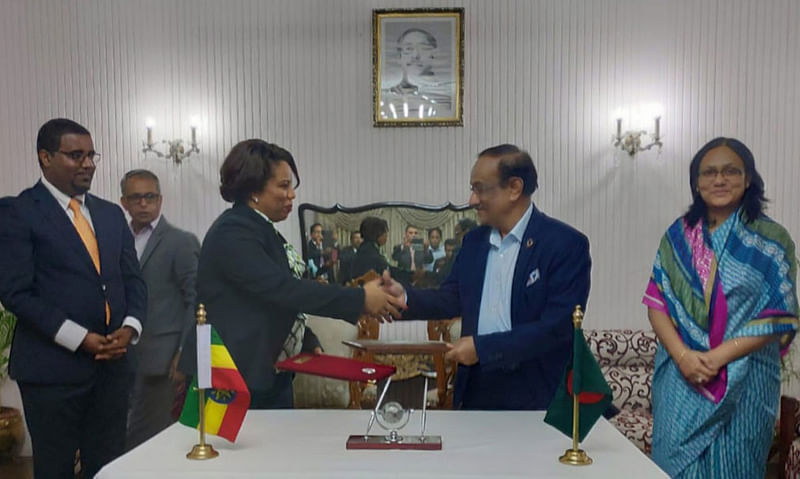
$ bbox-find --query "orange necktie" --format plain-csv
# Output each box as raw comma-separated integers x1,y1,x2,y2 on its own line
68,198,110,325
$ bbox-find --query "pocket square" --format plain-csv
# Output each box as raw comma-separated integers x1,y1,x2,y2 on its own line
526,268,540,287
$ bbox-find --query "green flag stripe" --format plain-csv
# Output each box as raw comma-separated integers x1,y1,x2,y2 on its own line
178,377,201,428
211,326,223,346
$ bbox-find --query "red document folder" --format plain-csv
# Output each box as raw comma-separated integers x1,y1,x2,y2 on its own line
274,353,396,382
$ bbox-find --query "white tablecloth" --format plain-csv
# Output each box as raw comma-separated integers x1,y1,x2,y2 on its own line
98,410,666,479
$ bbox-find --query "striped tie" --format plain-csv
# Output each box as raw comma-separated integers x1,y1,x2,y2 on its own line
68,198,110,325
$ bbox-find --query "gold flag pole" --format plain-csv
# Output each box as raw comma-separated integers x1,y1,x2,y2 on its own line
558,305,592,466
187,304,219,460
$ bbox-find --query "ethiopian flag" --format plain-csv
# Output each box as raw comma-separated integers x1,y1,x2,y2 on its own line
544,326,612,442
179,324,250,442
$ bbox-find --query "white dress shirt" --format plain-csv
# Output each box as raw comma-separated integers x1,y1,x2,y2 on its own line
477,204,534,335
40,176,142,352
131,215,161,261
426,244,446,272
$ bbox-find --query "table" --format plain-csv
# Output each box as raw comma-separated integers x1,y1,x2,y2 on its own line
98,410,667,478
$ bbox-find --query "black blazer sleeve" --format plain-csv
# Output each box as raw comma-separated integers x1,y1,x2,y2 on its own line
205,218,364,322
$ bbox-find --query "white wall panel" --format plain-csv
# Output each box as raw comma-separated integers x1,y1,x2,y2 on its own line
0,0,798,334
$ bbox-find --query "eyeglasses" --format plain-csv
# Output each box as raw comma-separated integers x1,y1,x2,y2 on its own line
56,150,101,164
698,166,744,181
469,183,499,196
124,193,160,204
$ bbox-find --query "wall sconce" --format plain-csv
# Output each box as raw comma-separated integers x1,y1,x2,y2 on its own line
612,111,663,156
142,117,200,164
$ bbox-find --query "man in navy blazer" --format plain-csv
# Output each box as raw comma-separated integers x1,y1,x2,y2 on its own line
0,119,147,478
384,144,591,410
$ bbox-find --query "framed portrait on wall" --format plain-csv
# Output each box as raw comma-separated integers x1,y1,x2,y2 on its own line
373,8,464,127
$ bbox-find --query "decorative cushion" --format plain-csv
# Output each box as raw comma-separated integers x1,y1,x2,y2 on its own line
585,329,657,413
585,329,657,456
609,411,653,455
787,438,800,479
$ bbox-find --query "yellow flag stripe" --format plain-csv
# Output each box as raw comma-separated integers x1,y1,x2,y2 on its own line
204,398,226,435
211,344,236,370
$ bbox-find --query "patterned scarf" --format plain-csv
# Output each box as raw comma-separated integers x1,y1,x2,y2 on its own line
644,209,798,402
257,211,308,362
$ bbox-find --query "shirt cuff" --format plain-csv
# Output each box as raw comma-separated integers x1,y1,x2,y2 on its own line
122,316,142,345
54,320,88,352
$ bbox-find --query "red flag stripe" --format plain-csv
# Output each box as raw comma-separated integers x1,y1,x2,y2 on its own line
216,391,250,441
566,370,607,404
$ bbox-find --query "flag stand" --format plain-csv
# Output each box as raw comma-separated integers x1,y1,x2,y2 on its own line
186,304,219,460
558,305,593,466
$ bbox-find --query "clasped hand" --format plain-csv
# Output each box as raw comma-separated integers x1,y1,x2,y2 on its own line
373,271,479,366
80,326,135,360
361,271,407,321
677,349,725,386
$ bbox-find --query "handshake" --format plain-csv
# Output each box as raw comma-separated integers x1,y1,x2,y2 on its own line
357,270,478,366
360,270,407,322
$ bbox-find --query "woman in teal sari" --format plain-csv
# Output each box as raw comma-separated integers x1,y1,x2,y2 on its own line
643,137,798,478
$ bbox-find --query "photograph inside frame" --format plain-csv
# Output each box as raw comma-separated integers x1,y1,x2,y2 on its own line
374,9,464,126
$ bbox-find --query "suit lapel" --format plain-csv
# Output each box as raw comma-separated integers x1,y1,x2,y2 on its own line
85,194,113,276
140,217,169,269
510,206,542,323
463,229,491,337
31,182,97,274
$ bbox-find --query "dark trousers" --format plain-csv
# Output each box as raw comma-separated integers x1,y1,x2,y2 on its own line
249,373,294,409
126,373,176,451
461,367,543,410
19,364,129,479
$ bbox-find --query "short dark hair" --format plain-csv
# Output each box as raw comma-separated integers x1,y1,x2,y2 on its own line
428,227,442,238
405,224,418,233
444,239,457,248
310,223,322,234
360,216,388,243
36,119,91,167
397,28,437,48
685,137,767,226
350,230,361,242
121,169,161,195
478,144,538,196
219,139,299,204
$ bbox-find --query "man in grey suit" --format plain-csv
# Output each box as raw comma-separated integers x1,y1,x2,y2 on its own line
120,169,200,450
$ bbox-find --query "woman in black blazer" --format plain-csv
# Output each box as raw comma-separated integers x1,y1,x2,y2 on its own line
350,217,411,284
190,140,404,409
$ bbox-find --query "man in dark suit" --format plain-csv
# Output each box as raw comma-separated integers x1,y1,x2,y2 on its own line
392,225,433,272
383,144,591,410
0,119,147,478
120,169,200,450
338,230,362,284
307,222,325,276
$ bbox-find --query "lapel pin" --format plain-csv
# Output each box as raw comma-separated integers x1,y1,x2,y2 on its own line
526,238,534,248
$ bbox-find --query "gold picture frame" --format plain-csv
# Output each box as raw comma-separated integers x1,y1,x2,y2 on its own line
373,8,464,127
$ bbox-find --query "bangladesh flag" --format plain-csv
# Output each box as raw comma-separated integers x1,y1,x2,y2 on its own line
179,324,250,442
544,327,612,442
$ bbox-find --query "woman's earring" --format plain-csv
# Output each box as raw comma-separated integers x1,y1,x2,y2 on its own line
252,197,259,204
